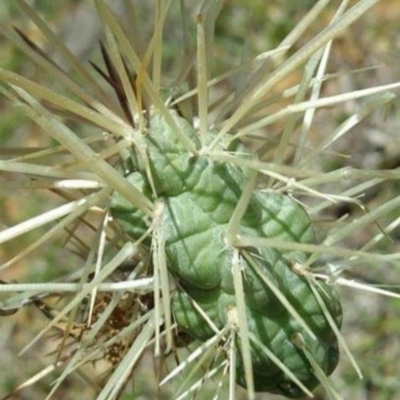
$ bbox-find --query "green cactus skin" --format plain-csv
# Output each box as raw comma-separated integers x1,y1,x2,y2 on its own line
110,110,342,398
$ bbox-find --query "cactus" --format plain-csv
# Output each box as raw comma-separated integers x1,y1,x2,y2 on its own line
1,1,399,399
111,110,342,397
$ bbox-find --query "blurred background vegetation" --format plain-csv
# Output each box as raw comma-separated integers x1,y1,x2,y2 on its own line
0,1,400,399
